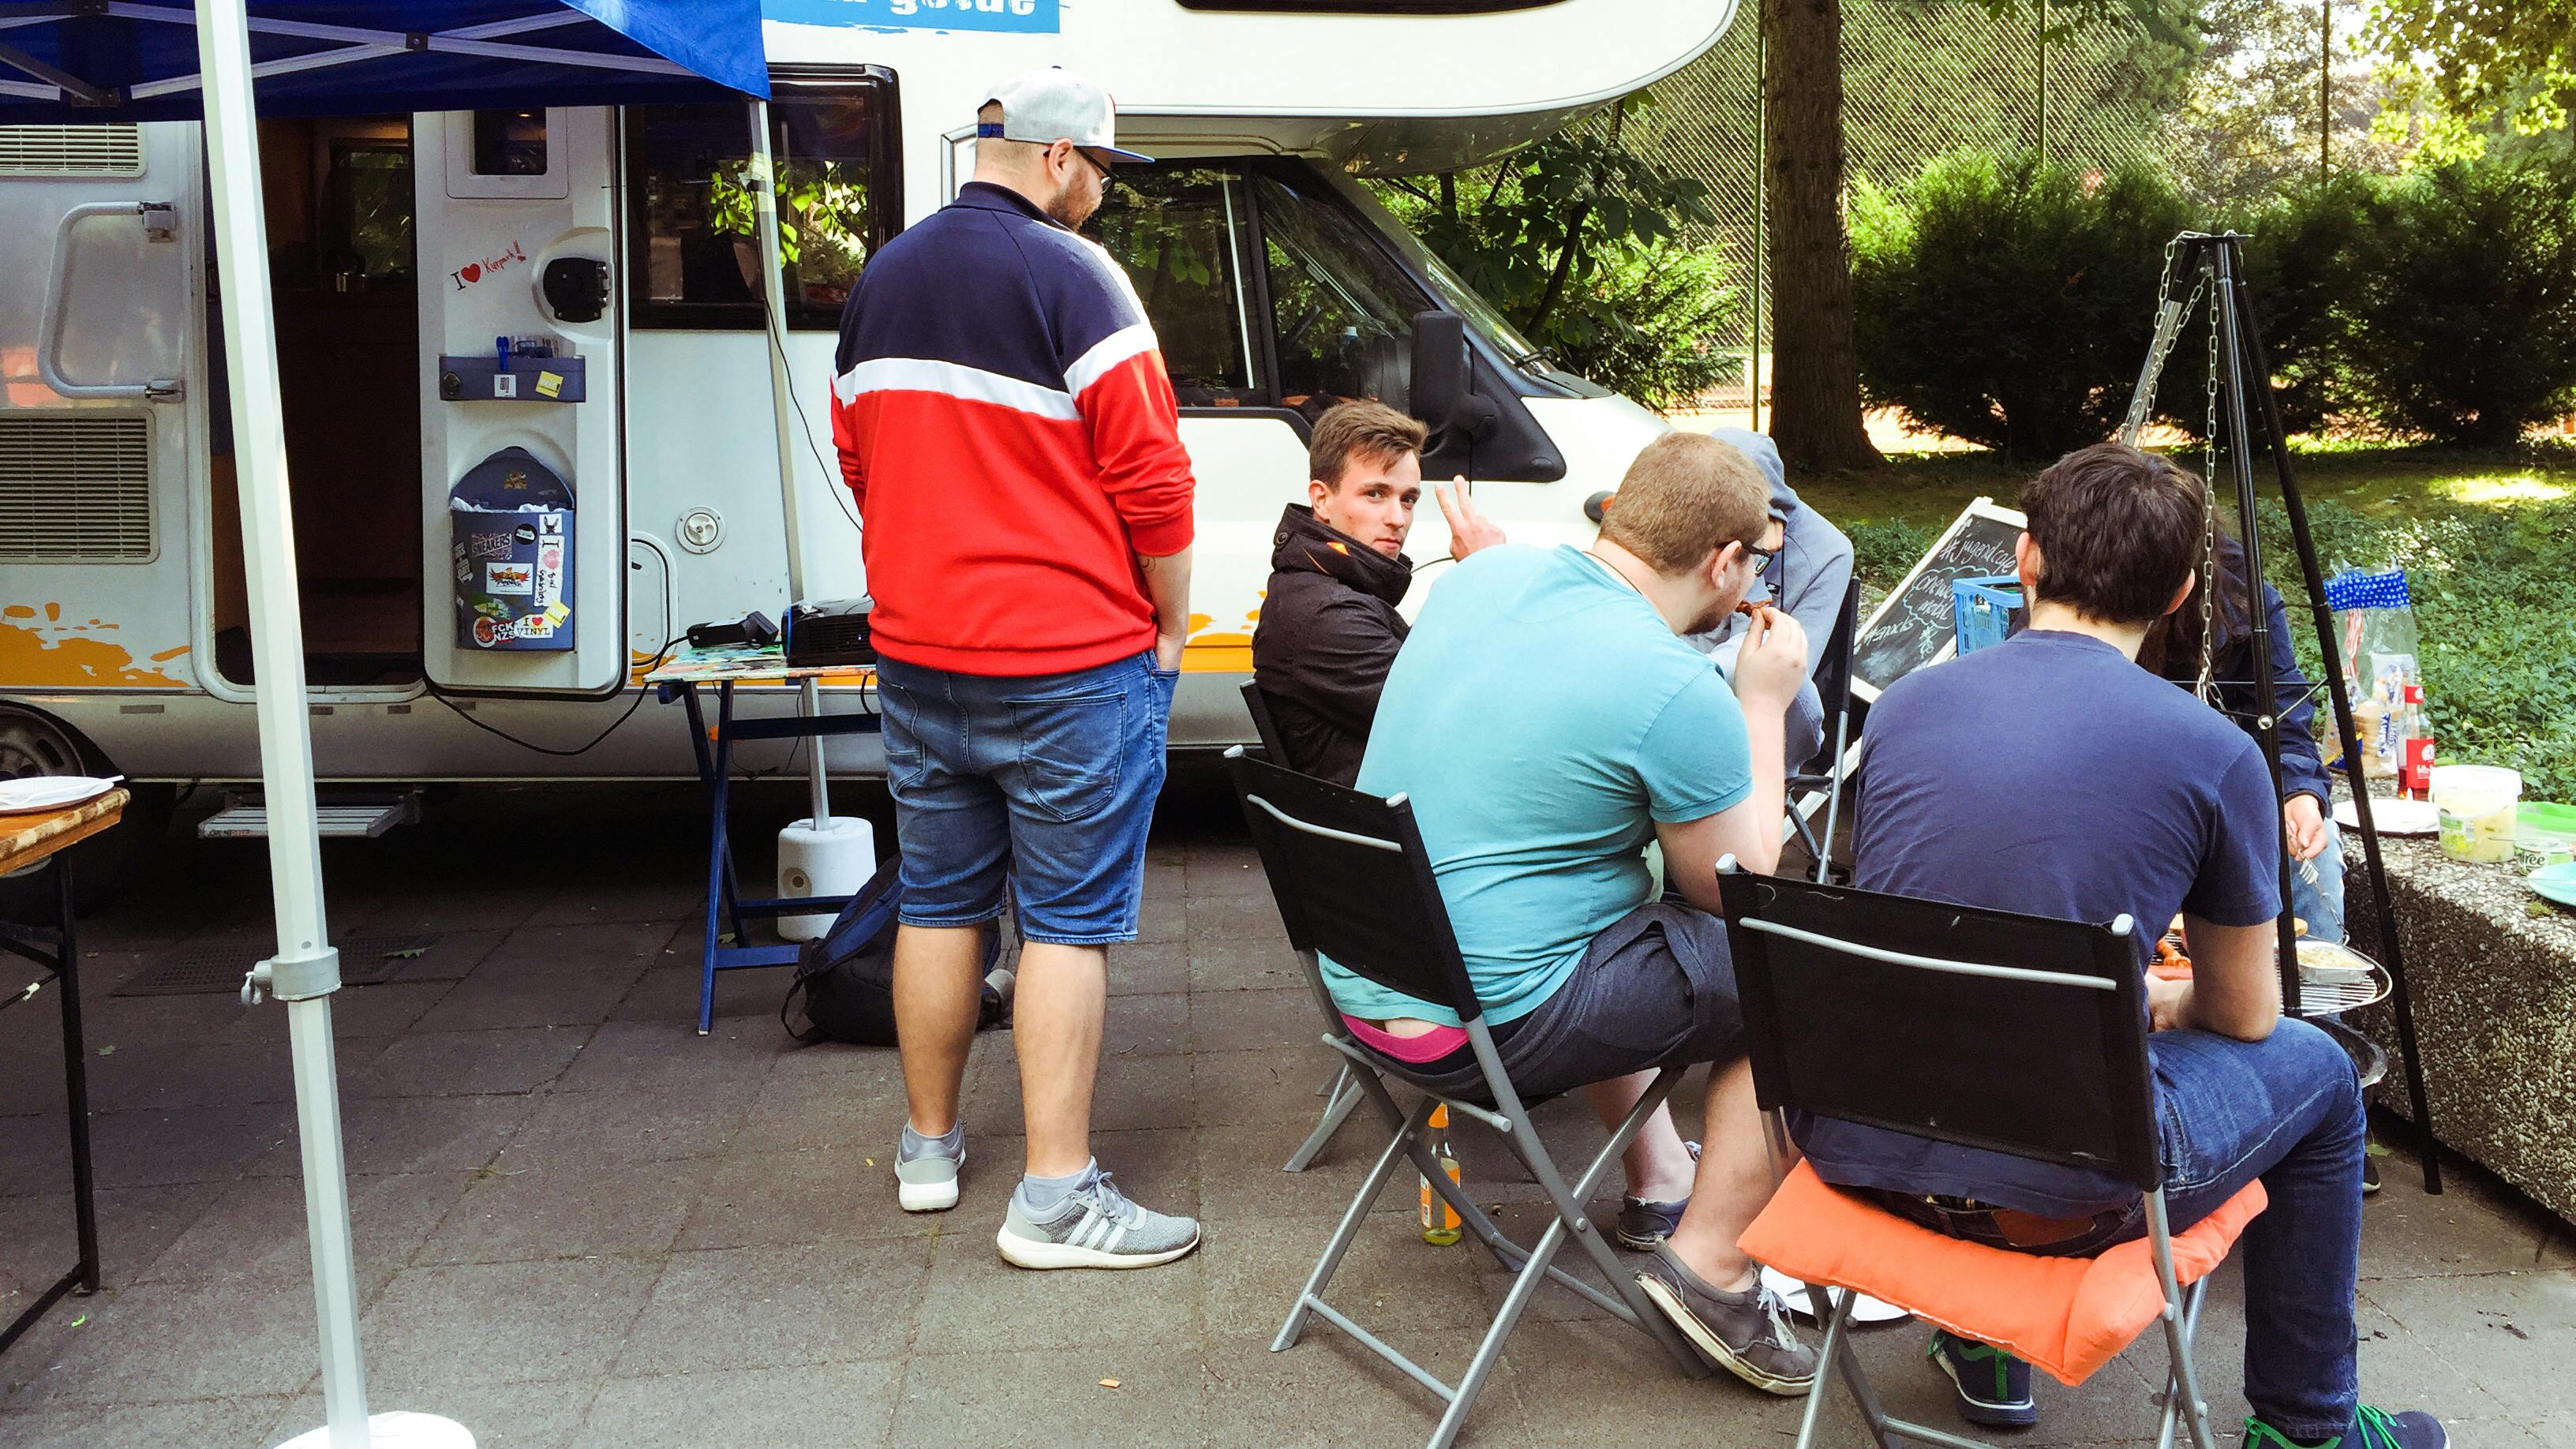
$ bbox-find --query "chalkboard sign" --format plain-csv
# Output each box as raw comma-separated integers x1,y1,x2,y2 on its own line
1850,498,2027,701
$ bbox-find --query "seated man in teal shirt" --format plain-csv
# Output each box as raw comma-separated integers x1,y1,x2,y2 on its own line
1332,432,1818,1395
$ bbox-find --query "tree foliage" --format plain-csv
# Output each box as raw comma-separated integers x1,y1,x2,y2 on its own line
1376,92,1739,410
2366,0,2576,148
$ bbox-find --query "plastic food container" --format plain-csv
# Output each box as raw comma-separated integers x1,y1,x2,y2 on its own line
2430,764,2522,863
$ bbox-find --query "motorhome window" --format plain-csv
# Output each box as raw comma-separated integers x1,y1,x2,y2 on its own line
1091,168,1261,404
471,110,548,176
1415,245,1541,366
627,80,895,330
323,144,414,285
1252,172,1430,414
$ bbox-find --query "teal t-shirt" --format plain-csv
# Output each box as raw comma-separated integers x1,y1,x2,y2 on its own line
1327,545,1754,1026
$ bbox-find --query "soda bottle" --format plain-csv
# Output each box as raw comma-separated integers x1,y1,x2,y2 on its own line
2399,685,2435,799
1419,1105,1463,1245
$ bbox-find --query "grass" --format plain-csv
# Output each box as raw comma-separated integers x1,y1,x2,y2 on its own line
1823,440,2576,801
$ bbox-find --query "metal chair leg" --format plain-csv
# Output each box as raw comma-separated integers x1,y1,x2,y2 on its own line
1792,1286,1859,1449
1273,1091,1432,1352
1282,1065,1361,1173
2156,1276,2214,1449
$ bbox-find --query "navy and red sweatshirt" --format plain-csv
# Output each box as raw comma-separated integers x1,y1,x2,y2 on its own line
830,182,1197,676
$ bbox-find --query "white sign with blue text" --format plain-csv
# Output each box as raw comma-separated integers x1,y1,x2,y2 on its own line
762,0,1061,34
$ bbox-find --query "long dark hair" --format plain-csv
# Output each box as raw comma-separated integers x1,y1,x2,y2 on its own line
2140,527,2255,682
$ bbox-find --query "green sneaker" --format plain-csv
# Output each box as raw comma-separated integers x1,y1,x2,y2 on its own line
2245,1406,2447,1449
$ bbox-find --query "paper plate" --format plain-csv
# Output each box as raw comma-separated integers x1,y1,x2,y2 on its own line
2333,797,2439,837
1762,1267,1911,1325
0,774,121,814
2529,862,2576,912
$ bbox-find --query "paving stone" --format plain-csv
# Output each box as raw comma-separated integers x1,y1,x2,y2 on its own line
137,1170,467,1291
497,1077,761,1172
1188,934,1304,993
1504,1314,1809,1446
1196,1121,1416,1222
78,1039,313,1112
673,1146,947,1251
416,1158,713,1266
232,980,464,1041
2358,1165,2574,1279
265,1377,601,1449
1196,1337,1536,1449
913,1221,1200,1355
475,922,685,979
380,929,510,983
574,1362,898,1449
1103,990,1191,1058
410,967,647,1033
361,1256,663,1390
87,1103,294,1189
72,988,253,1048
1107,940,1191,995
0,1395,290,1449
1201,1210,1491,1341
344,887,545,938
249,1093,534,1178
2360,1269,2576,1421
1188,987,1317,1056
351,1027,592,1099
1134,893,1188,945
0,1179,226,1298
612,1238,930,1375
895,1345,1208,1448
962,1047,1193,1136
1191,1049,1357,1127
730,1057,907,1153
549,1020,777,1092
526,878,698,929
605,960,782,1025
0,1274,320,1407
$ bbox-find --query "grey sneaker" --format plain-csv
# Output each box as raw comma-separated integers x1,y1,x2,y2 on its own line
896,1133,964,1213
1616,1140,1700,1251
996,1171,1200,1270
1637,1245,1818,1395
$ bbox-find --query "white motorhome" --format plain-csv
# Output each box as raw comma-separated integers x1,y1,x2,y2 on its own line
0,0,1732,829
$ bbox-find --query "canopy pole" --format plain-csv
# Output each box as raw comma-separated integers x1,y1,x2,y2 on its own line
748,98,833,826
193,4,468,1447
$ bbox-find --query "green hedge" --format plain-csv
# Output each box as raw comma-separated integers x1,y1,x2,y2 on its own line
1852,150,2576,451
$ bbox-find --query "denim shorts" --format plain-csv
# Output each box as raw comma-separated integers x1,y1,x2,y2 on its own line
874,650,1175,945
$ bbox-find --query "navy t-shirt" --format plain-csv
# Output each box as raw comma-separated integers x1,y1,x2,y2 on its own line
1795,630,2282,1215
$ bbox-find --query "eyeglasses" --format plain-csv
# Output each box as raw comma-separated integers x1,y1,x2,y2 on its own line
1066,146,1111,183
1741,541,1778,574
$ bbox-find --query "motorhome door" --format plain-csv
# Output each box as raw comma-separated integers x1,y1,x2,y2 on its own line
0,122,199,695
415,107,625,695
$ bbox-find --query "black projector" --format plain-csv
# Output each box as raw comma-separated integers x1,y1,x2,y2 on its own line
784,596,877,667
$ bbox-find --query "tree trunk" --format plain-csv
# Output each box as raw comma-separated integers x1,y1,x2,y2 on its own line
1763,0,1882,471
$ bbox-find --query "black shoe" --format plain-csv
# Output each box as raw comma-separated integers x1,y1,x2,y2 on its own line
2246,1405,2447,1449
1928,1328,2037,1428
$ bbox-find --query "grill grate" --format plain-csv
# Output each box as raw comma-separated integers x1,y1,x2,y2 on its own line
0,414,153,563
0,125,144,177
114,934,436,997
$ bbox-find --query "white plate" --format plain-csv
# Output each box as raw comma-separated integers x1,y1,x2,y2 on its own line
0,774,121,814
2333,797,2439,837
1762,1267,1911,1324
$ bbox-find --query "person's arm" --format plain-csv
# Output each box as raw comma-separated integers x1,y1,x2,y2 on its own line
1653,607,1810,905
1138,547,1193,671
2159,917,2282,1041
2258,582,2333,806
2161,739,2290,1041
1271,594,1403,736
1777,504,1853,669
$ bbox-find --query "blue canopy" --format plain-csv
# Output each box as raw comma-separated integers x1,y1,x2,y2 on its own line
0,1,769,122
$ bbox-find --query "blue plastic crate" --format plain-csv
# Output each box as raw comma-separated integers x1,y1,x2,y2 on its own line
1952,575,2024,657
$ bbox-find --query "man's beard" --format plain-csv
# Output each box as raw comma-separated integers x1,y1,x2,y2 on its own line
1684,597,1739,636
1044,182,1097,229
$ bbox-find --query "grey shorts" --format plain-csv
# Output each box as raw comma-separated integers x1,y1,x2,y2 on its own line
1394,900,1747,1102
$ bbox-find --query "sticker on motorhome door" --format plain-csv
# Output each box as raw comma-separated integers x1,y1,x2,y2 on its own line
485,563,534,597
449,239,528,291
760,0,1058,35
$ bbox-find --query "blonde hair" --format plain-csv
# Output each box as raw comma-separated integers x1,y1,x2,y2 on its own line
1598,432,1771,575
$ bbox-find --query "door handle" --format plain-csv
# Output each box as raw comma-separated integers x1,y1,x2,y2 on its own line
40,200,185,402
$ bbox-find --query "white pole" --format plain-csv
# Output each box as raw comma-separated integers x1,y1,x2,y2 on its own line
193,4,468,1447
747,98,832,826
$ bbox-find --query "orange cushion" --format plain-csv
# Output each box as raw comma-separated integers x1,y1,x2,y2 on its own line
1739,1162,2266,1387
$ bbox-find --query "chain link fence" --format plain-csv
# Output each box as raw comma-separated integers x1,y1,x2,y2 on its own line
1640,1,2190,366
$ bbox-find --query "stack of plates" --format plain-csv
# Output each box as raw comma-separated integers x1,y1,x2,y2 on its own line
0,774,122,814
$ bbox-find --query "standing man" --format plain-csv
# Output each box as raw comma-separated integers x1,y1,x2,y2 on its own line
830,68,1200,1270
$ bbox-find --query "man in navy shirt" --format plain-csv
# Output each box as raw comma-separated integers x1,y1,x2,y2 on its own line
1805,445,2443,1449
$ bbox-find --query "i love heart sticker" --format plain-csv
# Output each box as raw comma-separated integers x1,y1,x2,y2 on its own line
460,263,481,283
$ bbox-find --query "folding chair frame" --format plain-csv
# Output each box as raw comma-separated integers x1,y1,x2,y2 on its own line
1273,944,1713,1449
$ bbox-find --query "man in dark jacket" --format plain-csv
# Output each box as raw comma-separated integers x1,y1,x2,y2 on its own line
1250,401,1503,784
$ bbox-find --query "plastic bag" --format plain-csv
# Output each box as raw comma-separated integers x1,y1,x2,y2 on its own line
2321,567,2421,781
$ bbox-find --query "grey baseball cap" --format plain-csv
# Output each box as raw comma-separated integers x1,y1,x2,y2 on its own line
979,66,1152,164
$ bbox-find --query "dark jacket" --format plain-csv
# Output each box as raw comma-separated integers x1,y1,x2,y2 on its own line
1249,505,1413,786
2155,575,2331,804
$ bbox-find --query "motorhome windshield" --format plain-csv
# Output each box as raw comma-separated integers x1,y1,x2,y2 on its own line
1412,245,1541,367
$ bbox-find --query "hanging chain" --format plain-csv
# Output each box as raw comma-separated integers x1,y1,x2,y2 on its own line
2196,256,2224,706
2119,234,2208,447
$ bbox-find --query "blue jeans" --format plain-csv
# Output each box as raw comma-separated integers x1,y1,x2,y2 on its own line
1885,1019,2365,1439
2292,827,2348,945
875,650,1175,945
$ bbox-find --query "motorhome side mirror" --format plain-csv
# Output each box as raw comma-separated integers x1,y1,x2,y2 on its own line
1408,309,1497,445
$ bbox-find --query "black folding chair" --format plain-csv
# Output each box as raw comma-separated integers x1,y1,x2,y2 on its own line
1716,859,2231,1449
1785,578,1862,881
1237,680,1367,1174
1226,746,1710,1449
